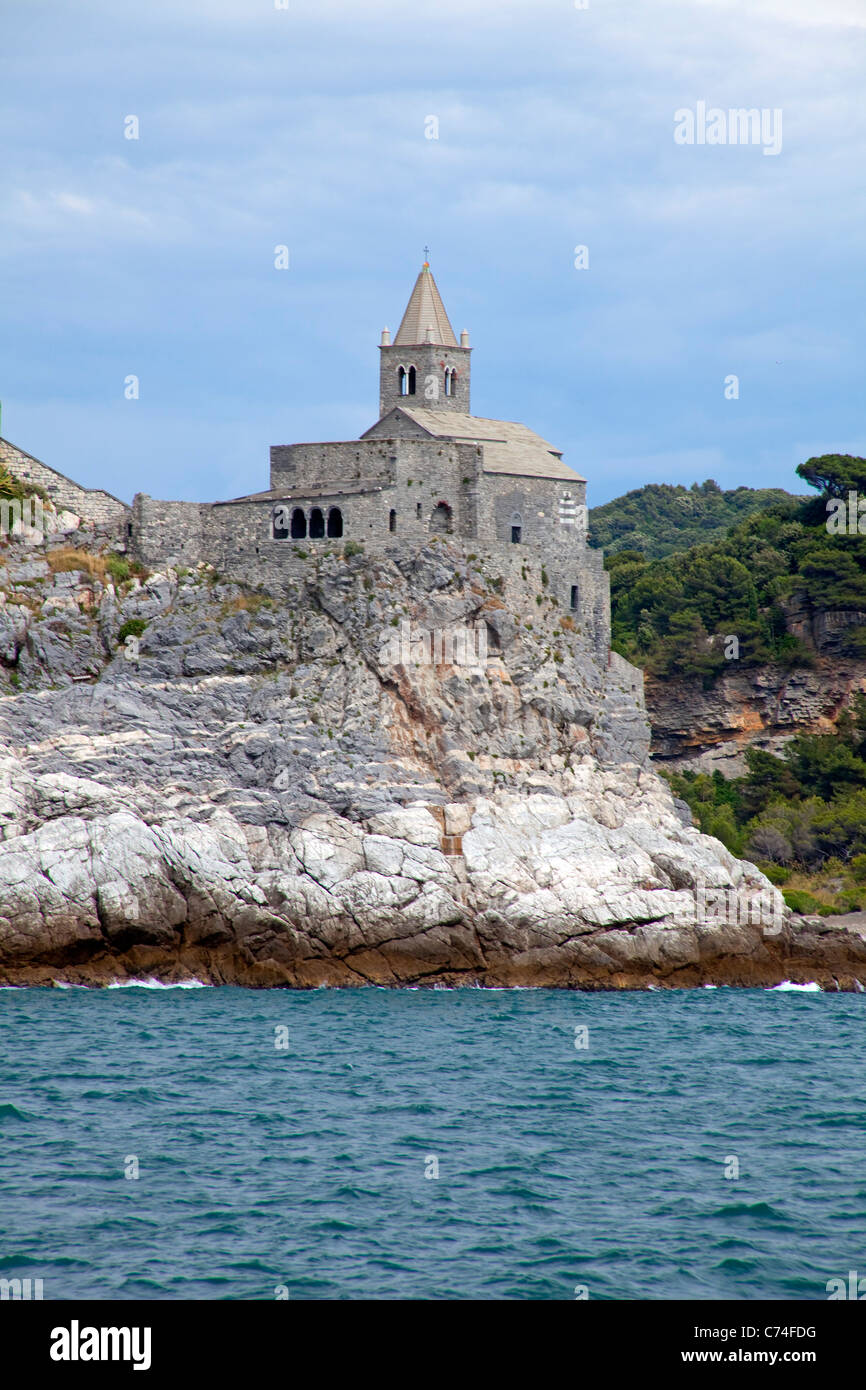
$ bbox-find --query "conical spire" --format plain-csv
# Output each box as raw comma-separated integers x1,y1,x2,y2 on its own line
393,263,458,347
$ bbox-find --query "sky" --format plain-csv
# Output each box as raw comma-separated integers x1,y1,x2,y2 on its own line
1,0,864,509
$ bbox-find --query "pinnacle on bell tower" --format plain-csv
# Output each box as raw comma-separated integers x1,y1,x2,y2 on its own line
378,259,471,417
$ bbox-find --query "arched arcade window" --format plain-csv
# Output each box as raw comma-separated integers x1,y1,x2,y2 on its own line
309,508,325,539
290,508,307,539
327,507,343,538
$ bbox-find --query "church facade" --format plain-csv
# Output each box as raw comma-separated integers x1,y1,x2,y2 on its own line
130,264,612,657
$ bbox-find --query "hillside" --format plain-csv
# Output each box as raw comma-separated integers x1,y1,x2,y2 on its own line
588,479,802,559
603,457,866,684
619,455,866,913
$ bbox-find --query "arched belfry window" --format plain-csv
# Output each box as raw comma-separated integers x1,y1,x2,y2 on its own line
511,511,523,544
444,368,453,397
398,366,408,396
408,365,416,395
290,508,307,539
309,507,325,539
327,507,343,538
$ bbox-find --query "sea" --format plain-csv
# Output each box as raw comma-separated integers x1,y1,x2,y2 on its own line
1,983,864,1301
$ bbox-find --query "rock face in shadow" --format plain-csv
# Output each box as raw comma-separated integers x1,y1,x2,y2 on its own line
647,657,866,776
1,535,863,989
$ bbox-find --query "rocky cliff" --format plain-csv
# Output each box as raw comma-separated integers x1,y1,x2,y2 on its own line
647,609,866,775
1,527,864,989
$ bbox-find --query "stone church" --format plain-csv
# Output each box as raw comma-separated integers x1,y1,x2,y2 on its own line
129,262,613,657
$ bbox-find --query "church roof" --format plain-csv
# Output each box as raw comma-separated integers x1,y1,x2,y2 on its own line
393,264,459,347
371,407,586,483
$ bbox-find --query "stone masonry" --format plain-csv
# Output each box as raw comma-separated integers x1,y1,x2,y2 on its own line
0,437,129,528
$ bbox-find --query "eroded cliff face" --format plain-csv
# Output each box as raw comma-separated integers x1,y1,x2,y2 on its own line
1,534,863,988
647,597,866,774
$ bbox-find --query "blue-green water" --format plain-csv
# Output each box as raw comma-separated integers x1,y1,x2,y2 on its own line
1,984,864,1300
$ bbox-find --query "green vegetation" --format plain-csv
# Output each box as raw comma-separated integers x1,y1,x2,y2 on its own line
604,456,866,683
0,463,28,501
117,618,147,644
589,478,800,559
105,554,131,584
666,694,866,912
0,463,48,505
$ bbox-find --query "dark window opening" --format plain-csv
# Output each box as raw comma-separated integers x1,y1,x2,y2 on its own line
327,507,343,538
408,365,416,395
290,508,307,539
309,507,325,539
416,502,422,519
570,585,579,611
511,526,522,543
444,369,452,397
485,620,502,656
127,522,133,537
389,509,396,533
430,501,453,535
398,366,407,396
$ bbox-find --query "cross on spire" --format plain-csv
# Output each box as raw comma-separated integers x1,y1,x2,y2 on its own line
423,245,430,263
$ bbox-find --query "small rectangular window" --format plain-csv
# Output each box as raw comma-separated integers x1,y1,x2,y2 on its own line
570,585,579,611
511,525,521,543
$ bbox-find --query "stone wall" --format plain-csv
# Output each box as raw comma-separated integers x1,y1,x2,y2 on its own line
270,440,394,491
477,472,608,658
378,342,471,416
1,437,129,528
131,495,204,569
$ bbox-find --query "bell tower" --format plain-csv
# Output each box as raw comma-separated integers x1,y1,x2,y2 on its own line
378,262,471,417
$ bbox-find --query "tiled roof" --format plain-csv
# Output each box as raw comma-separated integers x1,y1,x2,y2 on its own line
216,479,386,504
384,407,586,482
393,265,459,347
